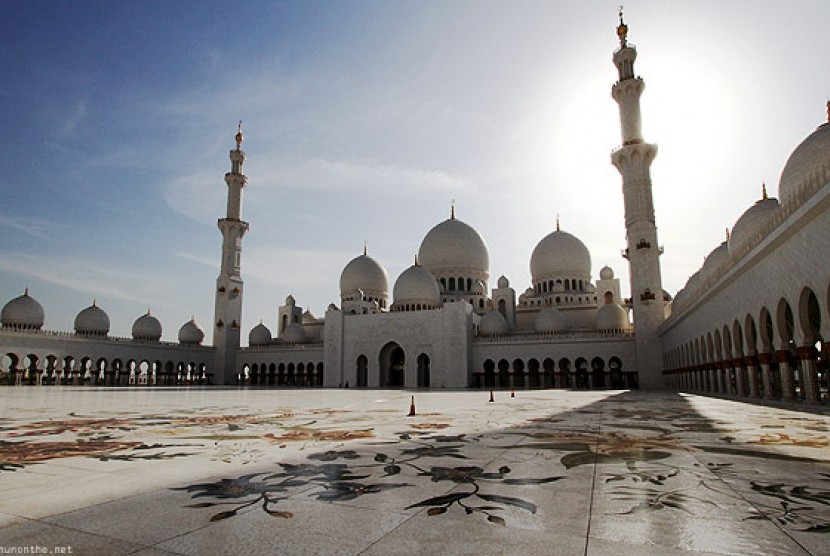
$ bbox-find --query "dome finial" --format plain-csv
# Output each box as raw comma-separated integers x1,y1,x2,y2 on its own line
450,199,455,220
826,100,829,123
23,287,29,296
761,182,768,200
235,120,243,150
725,227,731,242
363,241,367,256
92,299,97,307
556,213,560,231
414,254,419,266
616,5,628,47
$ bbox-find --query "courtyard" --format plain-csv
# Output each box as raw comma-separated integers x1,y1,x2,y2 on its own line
0,388,828,555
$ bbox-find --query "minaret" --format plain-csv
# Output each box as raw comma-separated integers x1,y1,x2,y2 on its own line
213,123,249,385
610,12,665,389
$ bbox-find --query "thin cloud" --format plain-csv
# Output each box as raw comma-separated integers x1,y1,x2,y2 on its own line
0,252,172,306
60,99,88,136
0,214,53,241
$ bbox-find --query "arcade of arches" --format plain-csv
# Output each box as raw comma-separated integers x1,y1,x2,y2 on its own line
663,286,829,405
1,353,209,386
240,361,324,387
473,356,634,390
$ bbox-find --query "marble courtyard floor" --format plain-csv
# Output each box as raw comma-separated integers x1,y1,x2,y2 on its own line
0,388,828,555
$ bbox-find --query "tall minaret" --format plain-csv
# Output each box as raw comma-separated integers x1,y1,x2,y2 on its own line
610,12,665,389
213,123,249,385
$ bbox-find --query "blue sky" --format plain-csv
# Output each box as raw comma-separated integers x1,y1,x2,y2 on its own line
1,1,827,342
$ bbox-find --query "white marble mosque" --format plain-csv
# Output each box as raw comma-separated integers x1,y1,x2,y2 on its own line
1,17,828,405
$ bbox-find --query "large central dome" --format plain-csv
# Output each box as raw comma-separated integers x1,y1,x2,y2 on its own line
418,216,489,276
530,229,591,281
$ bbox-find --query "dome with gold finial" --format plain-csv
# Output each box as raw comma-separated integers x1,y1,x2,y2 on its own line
728,184,780,254
178,317,205,345
74,300,110,336
777,111,830,206
418,206,489,280
132,310,162,341
1,288,45,330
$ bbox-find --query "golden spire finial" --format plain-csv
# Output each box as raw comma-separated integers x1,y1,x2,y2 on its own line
235,120,243,149
761,182,768,200
616,5,628,47
451,199,455,220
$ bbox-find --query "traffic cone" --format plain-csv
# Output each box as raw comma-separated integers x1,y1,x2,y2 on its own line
408,395,416,416
489,390,494,403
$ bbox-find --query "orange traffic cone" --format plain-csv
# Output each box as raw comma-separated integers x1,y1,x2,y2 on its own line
408,395,416,416
489,390,495,403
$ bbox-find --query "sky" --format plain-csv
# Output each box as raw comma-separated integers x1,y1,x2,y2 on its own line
0,1,827,344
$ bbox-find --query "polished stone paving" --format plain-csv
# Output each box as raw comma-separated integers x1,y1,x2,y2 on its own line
0,388,828,555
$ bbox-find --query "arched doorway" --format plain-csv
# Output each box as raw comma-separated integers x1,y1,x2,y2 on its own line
356,355,368,387
379,342,405,387
417,354,430,387
483,359,496,388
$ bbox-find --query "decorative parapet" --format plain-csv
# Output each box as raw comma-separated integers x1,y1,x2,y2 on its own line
473,329,634,344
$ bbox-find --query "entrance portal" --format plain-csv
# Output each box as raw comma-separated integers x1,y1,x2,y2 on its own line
379,342,405,387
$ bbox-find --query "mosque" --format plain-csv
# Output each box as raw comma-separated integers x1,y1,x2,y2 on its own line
1,18,828,404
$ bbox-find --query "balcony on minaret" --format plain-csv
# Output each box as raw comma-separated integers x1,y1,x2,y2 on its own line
640,289,657,302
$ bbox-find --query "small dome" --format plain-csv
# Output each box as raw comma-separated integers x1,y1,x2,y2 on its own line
479,310,508,336
534,307,567,333
327,303,340,312
595,304,629,330
672,287,687,309
497,275,509,289
418,217,489,276
393,264,441,308
302,309,316,324
178,318,205,345
599,266,614,280
285,295,296,306
74,301,110,336
728,195,780,253
530,229,591,282
339,253,389,300
1,289,45,330
700,242,728,281
778,122,830,205
132,311,162,341
282,322,306,344
249,322,272,346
